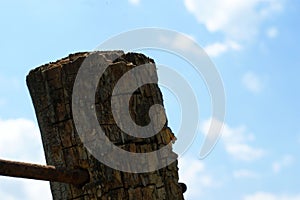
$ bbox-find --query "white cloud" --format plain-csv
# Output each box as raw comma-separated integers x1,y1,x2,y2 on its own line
184,0,283,41
158,32,211,60
242,71,264,94
178,156,220,199
272,155,294,173
23,179,52,200
244,192,300,200
201,118,265,162
204,40,242,57
0,177,51,200
128,0,140,6
0,118,52,200
0,118,45,162
233,169,259,179
172,34,196,50
159,33,199,53
226,144,265,162
266,27,279,38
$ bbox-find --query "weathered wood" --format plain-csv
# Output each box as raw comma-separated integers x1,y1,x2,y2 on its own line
0,159,89,186
26,51,185,200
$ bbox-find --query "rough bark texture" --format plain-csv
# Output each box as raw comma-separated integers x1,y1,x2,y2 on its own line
26,51,184,200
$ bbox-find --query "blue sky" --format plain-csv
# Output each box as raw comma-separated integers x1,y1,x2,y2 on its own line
1,0,300,199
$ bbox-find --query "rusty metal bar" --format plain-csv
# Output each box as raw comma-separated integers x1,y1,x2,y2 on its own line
0,159,90,186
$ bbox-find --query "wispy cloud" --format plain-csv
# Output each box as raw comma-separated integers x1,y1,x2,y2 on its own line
0,118,44,162
244,192,300,200
204,40,242,57
272,154,294,174
0,118,51,200
178,156,220,199
159,33,198,53
128,0,140,6
0,178,51,200
242,71,265,94
184,0,284,41
201,118,265,162
184,0,283,57
159,24,241,57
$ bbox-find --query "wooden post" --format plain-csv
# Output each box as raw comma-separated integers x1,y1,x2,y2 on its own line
26,51,185,199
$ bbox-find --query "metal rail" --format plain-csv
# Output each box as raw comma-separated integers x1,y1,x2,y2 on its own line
0,159,90,187
0,158,187,192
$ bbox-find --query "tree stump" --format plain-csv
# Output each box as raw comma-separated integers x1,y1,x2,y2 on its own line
26,51,184,200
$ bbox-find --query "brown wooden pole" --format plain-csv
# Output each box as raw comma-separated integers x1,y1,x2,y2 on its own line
26,51,185,199
0,159,89,186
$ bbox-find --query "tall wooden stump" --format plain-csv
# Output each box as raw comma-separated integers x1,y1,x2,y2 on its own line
26,51,184,200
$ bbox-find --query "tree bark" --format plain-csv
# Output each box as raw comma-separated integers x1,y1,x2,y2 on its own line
26,51,184,200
